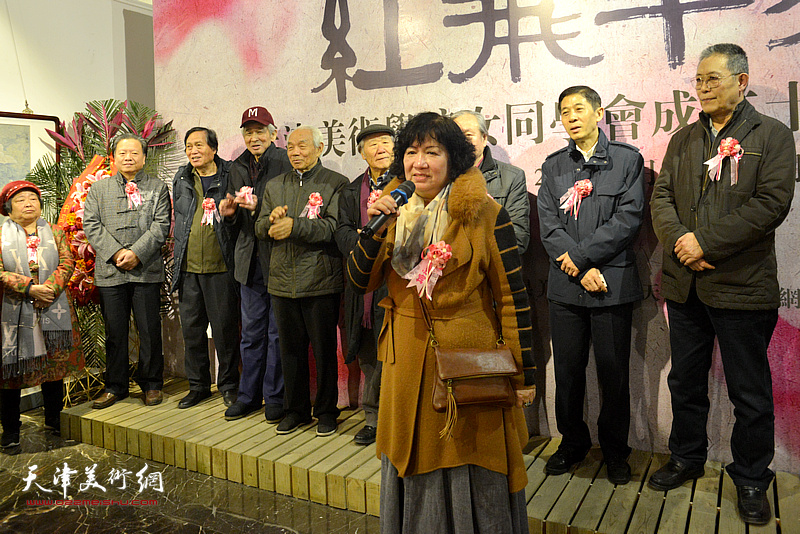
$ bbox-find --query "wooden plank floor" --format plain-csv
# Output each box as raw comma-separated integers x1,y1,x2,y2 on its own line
62,380,800,532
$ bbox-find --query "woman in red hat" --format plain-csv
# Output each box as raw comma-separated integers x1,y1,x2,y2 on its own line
0,180,83,450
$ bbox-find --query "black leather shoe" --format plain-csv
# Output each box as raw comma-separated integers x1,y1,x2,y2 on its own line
737,485,771,525
222,390,237,407
264,404,285,424
354,425,377,445
545,447,589,475
178,390,212,409
648,458,704,491
224,401,261,421
606,457,631,485
1,432,20,448
276,413,312,435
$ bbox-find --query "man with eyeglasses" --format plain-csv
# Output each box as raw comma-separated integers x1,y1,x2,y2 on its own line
218,107,292,423
650,44,795,525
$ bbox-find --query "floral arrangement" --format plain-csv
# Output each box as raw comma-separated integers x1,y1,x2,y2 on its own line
26,99,180,391
56,156,112,305
705,136,743,186
404,240,453,300
559,178,593,219
125,181,143,209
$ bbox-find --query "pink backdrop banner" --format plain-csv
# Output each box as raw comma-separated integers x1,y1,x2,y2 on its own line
154,0,800,473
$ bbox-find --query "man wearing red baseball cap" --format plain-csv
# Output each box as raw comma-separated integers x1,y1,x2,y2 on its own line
218,107,291,423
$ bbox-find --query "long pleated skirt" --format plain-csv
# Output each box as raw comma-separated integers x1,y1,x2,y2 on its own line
380,455,529,534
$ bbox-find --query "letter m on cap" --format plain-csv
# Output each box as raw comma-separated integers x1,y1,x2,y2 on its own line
248,108,258,117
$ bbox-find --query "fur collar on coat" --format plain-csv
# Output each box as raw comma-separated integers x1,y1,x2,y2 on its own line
382,167,490,225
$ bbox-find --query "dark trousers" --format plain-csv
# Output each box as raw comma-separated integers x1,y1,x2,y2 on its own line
549,300,633,459
357,327,382,427
272,293,341,420
666,289,777,489
99,283,163,396
1,380,63,433
178,271,240,393
238,262,283,406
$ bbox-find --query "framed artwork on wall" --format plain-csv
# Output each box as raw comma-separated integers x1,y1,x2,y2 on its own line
0,111,60,191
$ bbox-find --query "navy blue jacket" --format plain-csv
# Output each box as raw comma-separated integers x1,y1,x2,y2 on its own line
537,130,645,307
171,156,235,292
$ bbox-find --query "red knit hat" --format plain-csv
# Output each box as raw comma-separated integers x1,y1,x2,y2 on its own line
0,180,42,216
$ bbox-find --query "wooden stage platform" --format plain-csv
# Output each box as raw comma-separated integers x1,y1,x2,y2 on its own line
61,380,800,533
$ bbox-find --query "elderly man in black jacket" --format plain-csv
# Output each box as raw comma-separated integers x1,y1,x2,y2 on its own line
218,107,292,423
172,127,240,409
334,123,394,445
538,86,645,486
649,44,796,525
255,125,349,437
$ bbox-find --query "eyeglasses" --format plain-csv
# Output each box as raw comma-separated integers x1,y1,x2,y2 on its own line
694,73,740,89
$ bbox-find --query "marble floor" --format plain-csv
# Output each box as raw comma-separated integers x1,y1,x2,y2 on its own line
0,408,381,534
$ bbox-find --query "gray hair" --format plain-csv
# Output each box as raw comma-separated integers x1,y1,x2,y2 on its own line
699,43,749,75
111,133,148,157
451,110,488,137
294,125,324,148
240,123,277,135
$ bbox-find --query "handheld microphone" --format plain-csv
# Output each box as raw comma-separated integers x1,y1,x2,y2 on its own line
361,180,415,238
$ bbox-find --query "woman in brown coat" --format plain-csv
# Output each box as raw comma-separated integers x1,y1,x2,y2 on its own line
347,113,536,533
0,181,83,449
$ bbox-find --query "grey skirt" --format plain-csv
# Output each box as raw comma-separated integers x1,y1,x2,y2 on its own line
380,455,529,534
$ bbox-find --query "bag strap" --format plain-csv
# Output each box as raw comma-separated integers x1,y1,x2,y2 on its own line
416,296,504,348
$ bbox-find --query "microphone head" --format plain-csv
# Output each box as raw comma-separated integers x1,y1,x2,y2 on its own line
392,180,416,207
398,180,415,195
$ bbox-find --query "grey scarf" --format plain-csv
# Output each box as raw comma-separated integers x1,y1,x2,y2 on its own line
2,218,72,379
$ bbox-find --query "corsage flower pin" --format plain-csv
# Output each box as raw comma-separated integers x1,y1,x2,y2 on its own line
201,198,220,225
559,178,593,220
236,186,256,205
125,181,142,209
26,235,41,263
300,192,323,219
403,241,452,300
705,137,743,186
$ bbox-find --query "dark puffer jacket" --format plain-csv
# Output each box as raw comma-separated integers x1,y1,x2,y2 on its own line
171,156,235,292
255,161,349,298
651,99,796,309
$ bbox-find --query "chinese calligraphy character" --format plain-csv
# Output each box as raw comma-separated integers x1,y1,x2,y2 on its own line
321,119,347,157
108,468,133,490
79,464,107,493
604,94,646,141
653,90,698,135
22,465,53,494
135,464,164,493
506,102,546,145
765,0,800,50
767,81,799,132
350,0,443,91
312,0,357,103
596,0,753,69
53,462,78,499
444,0,602,84
313,0,443,103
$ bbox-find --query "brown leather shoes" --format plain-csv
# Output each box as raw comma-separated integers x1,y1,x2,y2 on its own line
145,390,163,406
92,392,124,410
